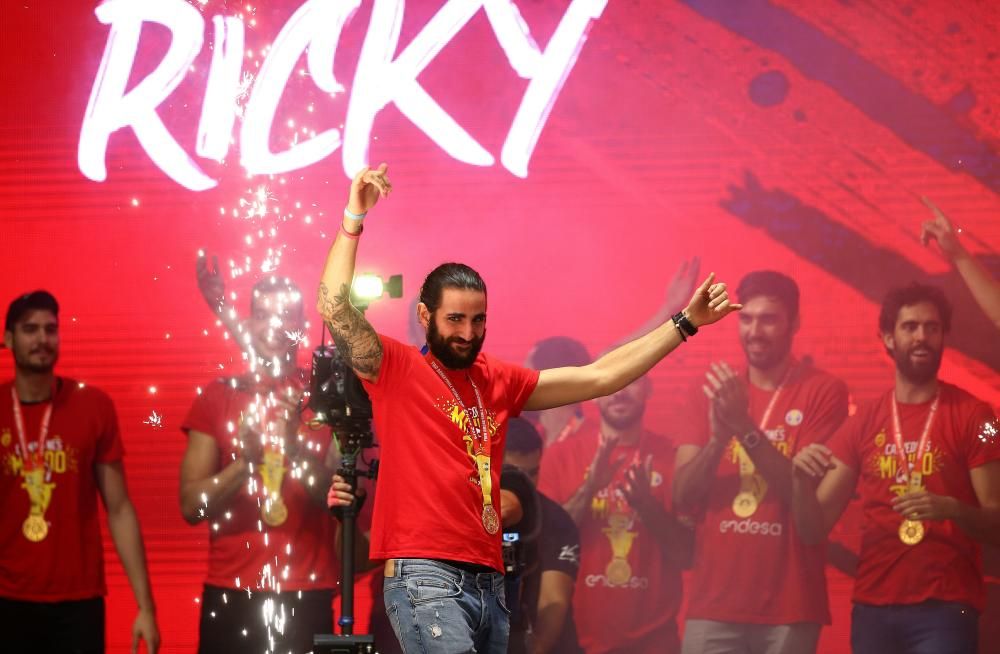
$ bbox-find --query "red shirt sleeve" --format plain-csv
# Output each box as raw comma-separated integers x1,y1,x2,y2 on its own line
800,375,849,447
182,380,228,439
94,389,125,463
827,408,868,472
498,360,539,418
362,334,414,398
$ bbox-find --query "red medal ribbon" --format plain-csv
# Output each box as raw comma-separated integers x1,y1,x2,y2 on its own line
11,384,55,471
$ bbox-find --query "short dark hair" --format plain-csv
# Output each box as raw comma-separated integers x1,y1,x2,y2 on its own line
529,336,591,369
878,282,952,334
5,290,59,333
737,270,800,319
506,417,543,454
418,263,487,313
250,277,304,316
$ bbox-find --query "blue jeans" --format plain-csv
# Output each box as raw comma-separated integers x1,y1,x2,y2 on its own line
851,600,979,654
383,558,510,654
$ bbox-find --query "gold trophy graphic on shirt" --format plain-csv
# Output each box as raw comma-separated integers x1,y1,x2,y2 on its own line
898,472,925,546
260,448,288,527
603,510,638,586
21,459,55,542
732,442,768,518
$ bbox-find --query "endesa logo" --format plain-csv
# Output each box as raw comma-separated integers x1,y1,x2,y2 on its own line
719,517,783,537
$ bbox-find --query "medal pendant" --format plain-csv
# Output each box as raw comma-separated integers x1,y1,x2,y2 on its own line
899,519,925,545
23,515,48,542
482,505,500,535
605,558,632,586
262,498,288,527
732,491,759,518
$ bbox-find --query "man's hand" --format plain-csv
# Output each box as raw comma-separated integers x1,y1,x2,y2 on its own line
347,163,392,216
236,418,264,469
892,489,960,522
131,607,160,654
703,362,753,435
920,196,969,262
196,252,226,314
793,443,834,486
622,455,656,513
684,273,741,328
587,432,625,493
327,474,361,509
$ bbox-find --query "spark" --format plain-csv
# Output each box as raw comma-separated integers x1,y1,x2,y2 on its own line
143,411,164,429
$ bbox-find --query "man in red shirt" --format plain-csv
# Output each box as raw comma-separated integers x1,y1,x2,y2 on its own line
793,282,1000,654
540,375,691,653
673,271,849,654
316,163,740,653
179,277,341,654
0,290,160,654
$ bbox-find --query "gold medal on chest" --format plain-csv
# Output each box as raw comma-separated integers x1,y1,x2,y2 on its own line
899,519,925,545
23,515,48,542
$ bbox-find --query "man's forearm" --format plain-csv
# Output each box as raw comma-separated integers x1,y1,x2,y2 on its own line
562,478,599,527
739,431,794,504
180,458,249,524
632,498,693,567
672,440,727,514
589,320,684,398
954,253,1000,330
317,220,382,377
951,501,1000,547
791,477,828,545
106,501,156,612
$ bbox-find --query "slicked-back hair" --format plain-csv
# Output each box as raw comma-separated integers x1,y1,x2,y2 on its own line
878,282,952,335
736,270,800,320
418,263,487,313
506,417,544,454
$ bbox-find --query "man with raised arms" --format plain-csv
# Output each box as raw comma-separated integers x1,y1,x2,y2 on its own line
792,282,1000,654
316,163,740,653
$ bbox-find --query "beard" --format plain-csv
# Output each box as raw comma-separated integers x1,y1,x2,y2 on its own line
741,334,793,371
426,319,485,369
891,343,942,385
14,346,58,374
598,399,646,431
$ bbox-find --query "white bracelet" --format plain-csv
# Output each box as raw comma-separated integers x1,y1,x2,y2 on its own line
344,206,367,221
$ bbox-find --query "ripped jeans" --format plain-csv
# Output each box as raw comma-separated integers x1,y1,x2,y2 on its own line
383,558,510,654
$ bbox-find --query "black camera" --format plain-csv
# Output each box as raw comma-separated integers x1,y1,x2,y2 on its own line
308,343,374,443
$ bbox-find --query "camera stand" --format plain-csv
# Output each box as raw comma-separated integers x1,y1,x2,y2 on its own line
314,422,378,654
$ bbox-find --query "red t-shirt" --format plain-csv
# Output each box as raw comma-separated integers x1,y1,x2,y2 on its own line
362,335,539,572
828,382,1000,611
0,378,124,601
182,377,339,591
539,427,683,654
676,363,848,624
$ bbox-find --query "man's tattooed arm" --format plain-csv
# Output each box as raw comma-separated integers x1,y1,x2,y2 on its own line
318,282,383,378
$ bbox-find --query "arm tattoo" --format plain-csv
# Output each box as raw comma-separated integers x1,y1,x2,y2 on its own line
318,282,383,376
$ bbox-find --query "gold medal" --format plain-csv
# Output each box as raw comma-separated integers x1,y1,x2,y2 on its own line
732,491,759,518
606,558,632,586
23,514,48,542
262,497,288,527
482,505,500,534
899,519,924,545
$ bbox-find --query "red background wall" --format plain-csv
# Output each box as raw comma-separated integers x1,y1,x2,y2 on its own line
2,1,999,652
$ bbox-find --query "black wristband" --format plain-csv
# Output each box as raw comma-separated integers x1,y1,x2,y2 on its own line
672,311,698,337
